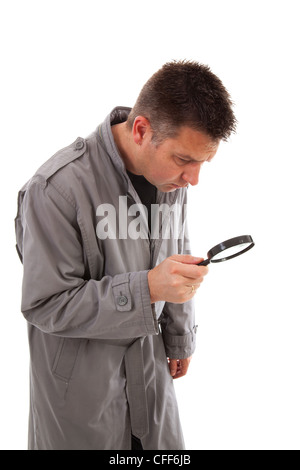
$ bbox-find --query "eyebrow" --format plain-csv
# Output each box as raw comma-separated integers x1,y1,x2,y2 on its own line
176,153,208,163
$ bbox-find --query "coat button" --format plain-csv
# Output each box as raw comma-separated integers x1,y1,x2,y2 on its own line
117,295,128,306
75,140,84,150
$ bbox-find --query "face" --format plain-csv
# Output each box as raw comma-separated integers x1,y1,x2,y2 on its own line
137,125,219,192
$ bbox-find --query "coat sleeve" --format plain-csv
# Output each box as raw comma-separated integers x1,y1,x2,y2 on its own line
160,195,198,359
18,178,158,339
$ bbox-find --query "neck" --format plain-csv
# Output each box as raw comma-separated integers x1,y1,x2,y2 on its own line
111,122,140,174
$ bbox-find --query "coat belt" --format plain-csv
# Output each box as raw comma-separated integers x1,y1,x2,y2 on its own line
124,337,149,439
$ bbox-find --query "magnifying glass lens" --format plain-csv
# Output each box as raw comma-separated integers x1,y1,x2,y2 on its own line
198,235,255,266
211,242,252,261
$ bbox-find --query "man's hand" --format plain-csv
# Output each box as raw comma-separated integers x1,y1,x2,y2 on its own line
168,357,192,379
148,254,208,304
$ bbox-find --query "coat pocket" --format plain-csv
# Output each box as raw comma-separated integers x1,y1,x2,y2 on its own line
52,338,83,382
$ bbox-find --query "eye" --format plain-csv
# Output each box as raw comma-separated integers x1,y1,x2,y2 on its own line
174,155,188,166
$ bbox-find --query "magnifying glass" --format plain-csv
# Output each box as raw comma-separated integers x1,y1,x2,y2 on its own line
198,235,254,266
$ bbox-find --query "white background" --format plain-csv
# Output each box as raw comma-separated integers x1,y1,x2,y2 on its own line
1,0,299,450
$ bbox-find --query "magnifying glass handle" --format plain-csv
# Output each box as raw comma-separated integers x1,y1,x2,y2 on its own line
198,259,210,266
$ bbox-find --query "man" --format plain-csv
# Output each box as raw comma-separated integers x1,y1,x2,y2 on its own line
15,60,236,450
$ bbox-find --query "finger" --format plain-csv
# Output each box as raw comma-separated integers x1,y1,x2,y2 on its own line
170,261,209,280
174,356,192,379
186,283,201,294
169,254,204,265
180,358,190,375
169,359,178,377
169,358,191,379
172,363,185,379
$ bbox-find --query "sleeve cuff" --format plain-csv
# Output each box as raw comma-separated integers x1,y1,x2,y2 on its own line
162,326,198,359
111,270,159,336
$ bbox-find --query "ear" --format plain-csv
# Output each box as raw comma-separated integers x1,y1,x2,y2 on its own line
132,116,152,146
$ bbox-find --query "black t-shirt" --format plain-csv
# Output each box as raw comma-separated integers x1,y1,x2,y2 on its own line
127,171,157,233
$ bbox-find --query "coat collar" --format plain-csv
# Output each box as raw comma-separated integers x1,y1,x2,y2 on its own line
97,106,131,175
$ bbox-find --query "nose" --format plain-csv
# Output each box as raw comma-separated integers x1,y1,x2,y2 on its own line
182,165,201,186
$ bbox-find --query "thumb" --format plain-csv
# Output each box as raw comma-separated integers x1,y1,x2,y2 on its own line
169,254,204,265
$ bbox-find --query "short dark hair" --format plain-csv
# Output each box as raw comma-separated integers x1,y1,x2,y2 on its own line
127,60,237,145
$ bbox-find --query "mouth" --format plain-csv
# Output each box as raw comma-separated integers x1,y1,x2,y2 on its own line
159,183,189,192
171,183,188,189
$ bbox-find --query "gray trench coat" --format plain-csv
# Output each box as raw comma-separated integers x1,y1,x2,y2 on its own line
15,107,197,450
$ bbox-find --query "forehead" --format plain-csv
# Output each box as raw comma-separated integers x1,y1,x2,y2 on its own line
163,126,219,159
